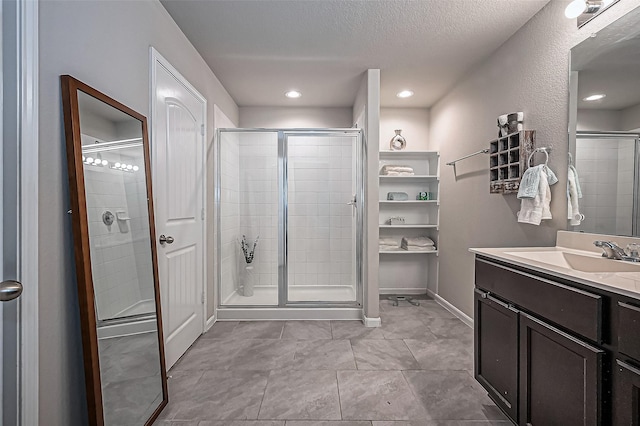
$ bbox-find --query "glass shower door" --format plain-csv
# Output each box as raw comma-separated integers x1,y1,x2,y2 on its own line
284,131,362,304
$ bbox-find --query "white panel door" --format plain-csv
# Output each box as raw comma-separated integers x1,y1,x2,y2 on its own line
152,52,206,368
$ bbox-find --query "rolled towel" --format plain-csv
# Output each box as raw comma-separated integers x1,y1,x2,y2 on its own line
383,171,415,176
380,165,415,175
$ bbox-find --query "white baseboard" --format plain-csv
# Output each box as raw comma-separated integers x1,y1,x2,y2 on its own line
427,289,473,328
205,315,216,332
379,288,428,295
363,315,381,327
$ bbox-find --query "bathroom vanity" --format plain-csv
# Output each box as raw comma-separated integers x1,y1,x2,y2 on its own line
471,231,640,425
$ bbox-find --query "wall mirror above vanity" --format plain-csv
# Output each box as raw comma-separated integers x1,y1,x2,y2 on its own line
61,75,168,425
568,6,640,237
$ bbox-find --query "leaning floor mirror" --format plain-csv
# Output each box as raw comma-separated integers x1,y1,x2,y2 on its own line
61,75,168,425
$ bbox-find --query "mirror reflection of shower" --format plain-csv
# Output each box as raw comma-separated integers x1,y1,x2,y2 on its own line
81,135,156,324
571,131,640,236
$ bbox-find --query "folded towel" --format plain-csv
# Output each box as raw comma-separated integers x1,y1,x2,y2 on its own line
379,238,397,246
401,237,435,247
380,165,414,175
402,245,436,252
383,171,415,176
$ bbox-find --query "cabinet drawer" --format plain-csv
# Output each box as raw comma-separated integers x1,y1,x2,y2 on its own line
476,259,602,342
618,301,640,362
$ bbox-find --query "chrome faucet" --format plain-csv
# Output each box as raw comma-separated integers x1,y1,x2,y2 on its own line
594,241,640,262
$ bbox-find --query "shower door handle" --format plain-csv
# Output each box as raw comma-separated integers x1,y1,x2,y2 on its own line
346,196,357,207
0,280,23,302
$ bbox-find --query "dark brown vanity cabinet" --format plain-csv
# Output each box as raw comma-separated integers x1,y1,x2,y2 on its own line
475,258,606,425
613,360,640,425
474,289,519,422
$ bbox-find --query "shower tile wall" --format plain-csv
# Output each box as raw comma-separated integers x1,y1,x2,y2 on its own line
616,142,635,235
287,136,354,289
84,150,151,320
238,133,278,291
575,139,634,235
219,132,241,303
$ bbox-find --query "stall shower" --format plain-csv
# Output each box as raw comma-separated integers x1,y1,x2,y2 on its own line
572,131,640,236
217,129,363,318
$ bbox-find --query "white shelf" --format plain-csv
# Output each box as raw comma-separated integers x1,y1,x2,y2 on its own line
379,150,439,156
379,200,438,204
379,224,438,229
379,175,438,180
379,250,439,255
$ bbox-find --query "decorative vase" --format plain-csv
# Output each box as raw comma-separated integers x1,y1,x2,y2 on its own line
389,129,406,151
241,265,255,297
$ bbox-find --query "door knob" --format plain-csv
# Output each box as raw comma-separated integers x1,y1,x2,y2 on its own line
159,234,174,245
0,280,23,302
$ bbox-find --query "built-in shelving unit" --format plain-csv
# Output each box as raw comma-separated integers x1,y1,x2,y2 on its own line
378,150,440,294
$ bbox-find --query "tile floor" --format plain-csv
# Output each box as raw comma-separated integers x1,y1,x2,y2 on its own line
155,298,510,426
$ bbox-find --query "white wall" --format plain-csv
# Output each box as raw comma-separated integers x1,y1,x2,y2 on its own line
621,102,640,131
353,69,381,320
39,1,238,423
239,107,353,128
380,108,430,151
428,0,640,317
577,109,622,131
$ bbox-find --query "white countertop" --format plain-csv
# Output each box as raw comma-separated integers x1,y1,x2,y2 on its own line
470,246,640,299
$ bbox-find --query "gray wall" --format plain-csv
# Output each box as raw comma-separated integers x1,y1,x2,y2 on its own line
429,0,640,317
39,1,238,423
239,107,353,128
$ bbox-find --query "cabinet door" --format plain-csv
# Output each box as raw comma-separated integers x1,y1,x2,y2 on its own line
519,312,603,426
474,289,519,422
614,360,640,425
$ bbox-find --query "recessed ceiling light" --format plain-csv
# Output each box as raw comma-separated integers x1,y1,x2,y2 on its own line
565,0,586,19
583,94,606,101
285,90,302,99
396,90,414,98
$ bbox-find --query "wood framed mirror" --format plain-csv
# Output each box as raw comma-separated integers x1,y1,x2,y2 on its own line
61,75,168,425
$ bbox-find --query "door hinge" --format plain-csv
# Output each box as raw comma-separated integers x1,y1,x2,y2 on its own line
201,208,205,220
201,292,205,304
201,124,205,136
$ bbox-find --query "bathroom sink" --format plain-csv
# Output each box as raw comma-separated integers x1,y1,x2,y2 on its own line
505,250,640,273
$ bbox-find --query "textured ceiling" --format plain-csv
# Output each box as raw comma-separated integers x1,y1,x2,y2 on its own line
161,0,549,108
572,6,640,111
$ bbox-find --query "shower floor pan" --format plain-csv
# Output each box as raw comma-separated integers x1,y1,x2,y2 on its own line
222,285,357,306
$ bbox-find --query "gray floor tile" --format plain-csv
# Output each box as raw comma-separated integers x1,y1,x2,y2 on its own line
287,422,372,426
227,339,297,370
198,421,285,426
258,370,341,420
423,319,473,346
202,322,240,339
379,316,439,340
159,371,205,420
414,302,456,319
172,338,248,371
337,371,427,420
331,321,385,340
282,321,333,340
351,339,420,370
171,370,269,420
403,371,507,421
292,340,357,370
153,421,200,425
372,422,511,426
404,339,473,371
230,322,285,339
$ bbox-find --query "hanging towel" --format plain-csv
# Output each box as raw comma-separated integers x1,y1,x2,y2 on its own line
518,165,557,225
517,165,558,199
569,165,582,198
567,167,582,226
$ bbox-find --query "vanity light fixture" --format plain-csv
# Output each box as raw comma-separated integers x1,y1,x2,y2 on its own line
583,94,606,101
285,90,302,99
566,0,618,26
396,90,414,98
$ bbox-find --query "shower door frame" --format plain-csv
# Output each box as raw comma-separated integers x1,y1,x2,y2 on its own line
575,131,640,236
216,128,364,309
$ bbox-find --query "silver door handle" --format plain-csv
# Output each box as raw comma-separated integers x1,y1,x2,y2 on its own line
0,280,23,302
159,235,174,245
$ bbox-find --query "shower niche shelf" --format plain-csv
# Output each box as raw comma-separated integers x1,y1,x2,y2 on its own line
489,130,535,194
